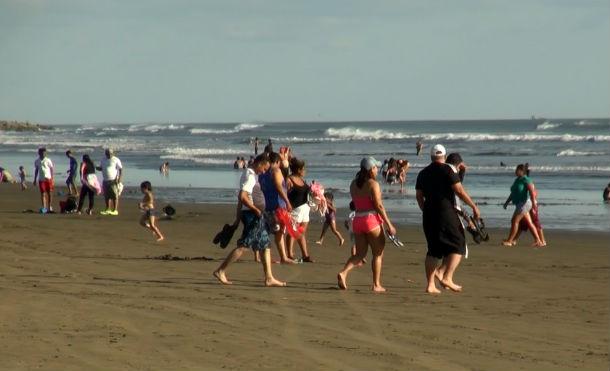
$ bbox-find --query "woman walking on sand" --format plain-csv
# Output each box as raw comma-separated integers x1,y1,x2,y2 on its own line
502,164,544,247
337,157,396,292
286,157,314,262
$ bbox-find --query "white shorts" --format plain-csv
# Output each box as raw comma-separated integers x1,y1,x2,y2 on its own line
515,199,532,215
291,204,310,224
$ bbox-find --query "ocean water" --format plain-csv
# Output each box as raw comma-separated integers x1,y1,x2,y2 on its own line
1,119,609,231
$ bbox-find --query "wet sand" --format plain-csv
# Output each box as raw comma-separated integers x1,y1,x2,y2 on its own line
0,184,608,370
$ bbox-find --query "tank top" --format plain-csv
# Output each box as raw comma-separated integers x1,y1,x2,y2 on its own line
259,169,287,211
288,177,309,208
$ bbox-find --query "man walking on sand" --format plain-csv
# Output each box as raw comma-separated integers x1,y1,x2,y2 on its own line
33,147,54,213
97,148,123,216
213,154,286,287
415,144,480,294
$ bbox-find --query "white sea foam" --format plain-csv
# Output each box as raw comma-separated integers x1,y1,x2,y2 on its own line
536,121,561,130
190,123,263,135
556,149,606,157
323,127,610,142
128,124,185,133
573,120,609,127
162,147,246,156
159,154,232,165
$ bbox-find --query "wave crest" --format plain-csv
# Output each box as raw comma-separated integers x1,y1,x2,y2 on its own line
536,121,561,130
556,149,607,157
190,123,263,135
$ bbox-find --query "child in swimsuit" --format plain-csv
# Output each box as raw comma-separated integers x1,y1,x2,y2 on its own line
316,191,345,246
139,181,164,242
344,201,366,266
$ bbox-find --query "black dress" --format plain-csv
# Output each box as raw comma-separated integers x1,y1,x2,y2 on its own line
415,162,465,259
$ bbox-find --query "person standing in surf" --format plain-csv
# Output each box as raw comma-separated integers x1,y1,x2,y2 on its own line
415,144,480,294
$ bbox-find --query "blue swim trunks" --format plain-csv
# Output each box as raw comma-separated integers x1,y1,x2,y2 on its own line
237,210,270,251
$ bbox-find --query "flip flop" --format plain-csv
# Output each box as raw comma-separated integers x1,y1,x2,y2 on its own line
384,229,404,247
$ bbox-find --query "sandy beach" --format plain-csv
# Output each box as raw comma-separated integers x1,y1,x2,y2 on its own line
0,184,608,371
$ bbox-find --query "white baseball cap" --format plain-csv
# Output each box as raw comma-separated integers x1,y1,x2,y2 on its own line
430,144,446,157
360,156,382,170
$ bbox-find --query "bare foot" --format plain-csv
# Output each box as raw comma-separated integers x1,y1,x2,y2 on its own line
426,286,442,294
440,279,462,292
502,240,515,247
156,235,165,242
315,240,323,245
213,270,232,285
265,278,287,287
372,285,386,293
337,272,347,290
339,238,345,247
281,258,296,265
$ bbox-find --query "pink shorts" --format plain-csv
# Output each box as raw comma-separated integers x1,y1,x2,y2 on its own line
352,214,383,234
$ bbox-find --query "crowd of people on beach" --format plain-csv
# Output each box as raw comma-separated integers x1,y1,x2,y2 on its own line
8,135,602,294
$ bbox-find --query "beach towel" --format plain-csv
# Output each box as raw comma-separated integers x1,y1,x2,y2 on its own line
275,208,305,239
308,181,327,216
84,173,102,195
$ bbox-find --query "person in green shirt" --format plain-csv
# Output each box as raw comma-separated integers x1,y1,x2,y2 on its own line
502,164,543,247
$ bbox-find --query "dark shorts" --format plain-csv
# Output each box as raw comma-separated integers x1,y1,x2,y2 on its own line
103,180,119,199
237,210,270,251
66,175,76,185
423,208,466,259
145,209,160,218
263,210,285,234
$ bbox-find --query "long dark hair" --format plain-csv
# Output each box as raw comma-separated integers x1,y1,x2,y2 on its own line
355,166,373,188
82,154,94,169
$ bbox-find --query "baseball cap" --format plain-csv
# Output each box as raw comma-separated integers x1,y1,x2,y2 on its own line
430,144,446,157
360,156,382,170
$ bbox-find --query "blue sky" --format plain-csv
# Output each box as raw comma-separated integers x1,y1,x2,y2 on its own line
1,0,608,124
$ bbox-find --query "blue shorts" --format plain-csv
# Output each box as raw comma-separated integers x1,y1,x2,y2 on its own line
237,210,270,251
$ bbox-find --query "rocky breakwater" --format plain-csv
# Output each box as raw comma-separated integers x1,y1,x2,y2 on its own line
0,120,52,131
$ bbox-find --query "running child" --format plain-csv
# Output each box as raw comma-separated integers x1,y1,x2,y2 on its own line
316,191,345,246
138,181,164,242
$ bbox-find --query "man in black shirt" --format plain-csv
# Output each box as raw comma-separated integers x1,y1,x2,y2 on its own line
415,144,480,294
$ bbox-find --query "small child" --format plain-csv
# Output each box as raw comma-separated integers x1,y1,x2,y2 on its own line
18,166,27,190
139,181,164,242
316,191,345,246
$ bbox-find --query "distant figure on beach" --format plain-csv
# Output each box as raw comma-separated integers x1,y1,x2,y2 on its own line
286,157,313,262
253,137,260,155
233,157,241,169
263,138,273,154
213,154,286,287
0,167,15,183
397,159,410,193
416,140,424,156
33,148,55,213
500,161,507,167
77,154,100,215
159,162,169,176
65,150,79,197
337,157,396,292
502,163,544,247
603,183,610,202
97,148,123,216
247,156,254,167
315,191,345,247
18,166,27,190
259,152,295,264
415,144,480,294
138,181,164,242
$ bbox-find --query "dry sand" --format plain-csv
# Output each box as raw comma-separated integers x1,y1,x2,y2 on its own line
0,184,608,371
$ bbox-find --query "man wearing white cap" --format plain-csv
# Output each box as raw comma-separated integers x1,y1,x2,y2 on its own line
415,144,480,294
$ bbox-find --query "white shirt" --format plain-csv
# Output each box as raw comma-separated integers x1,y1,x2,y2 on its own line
34,157,54,180
240,168,265,211
100,156,123,181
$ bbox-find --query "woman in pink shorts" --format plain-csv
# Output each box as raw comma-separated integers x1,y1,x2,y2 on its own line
337,157,396,292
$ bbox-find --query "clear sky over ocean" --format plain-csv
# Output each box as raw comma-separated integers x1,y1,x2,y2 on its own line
1,0,608,124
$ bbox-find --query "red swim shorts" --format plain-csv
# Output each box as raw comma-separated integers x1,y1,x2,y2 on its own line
39,179,54,193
